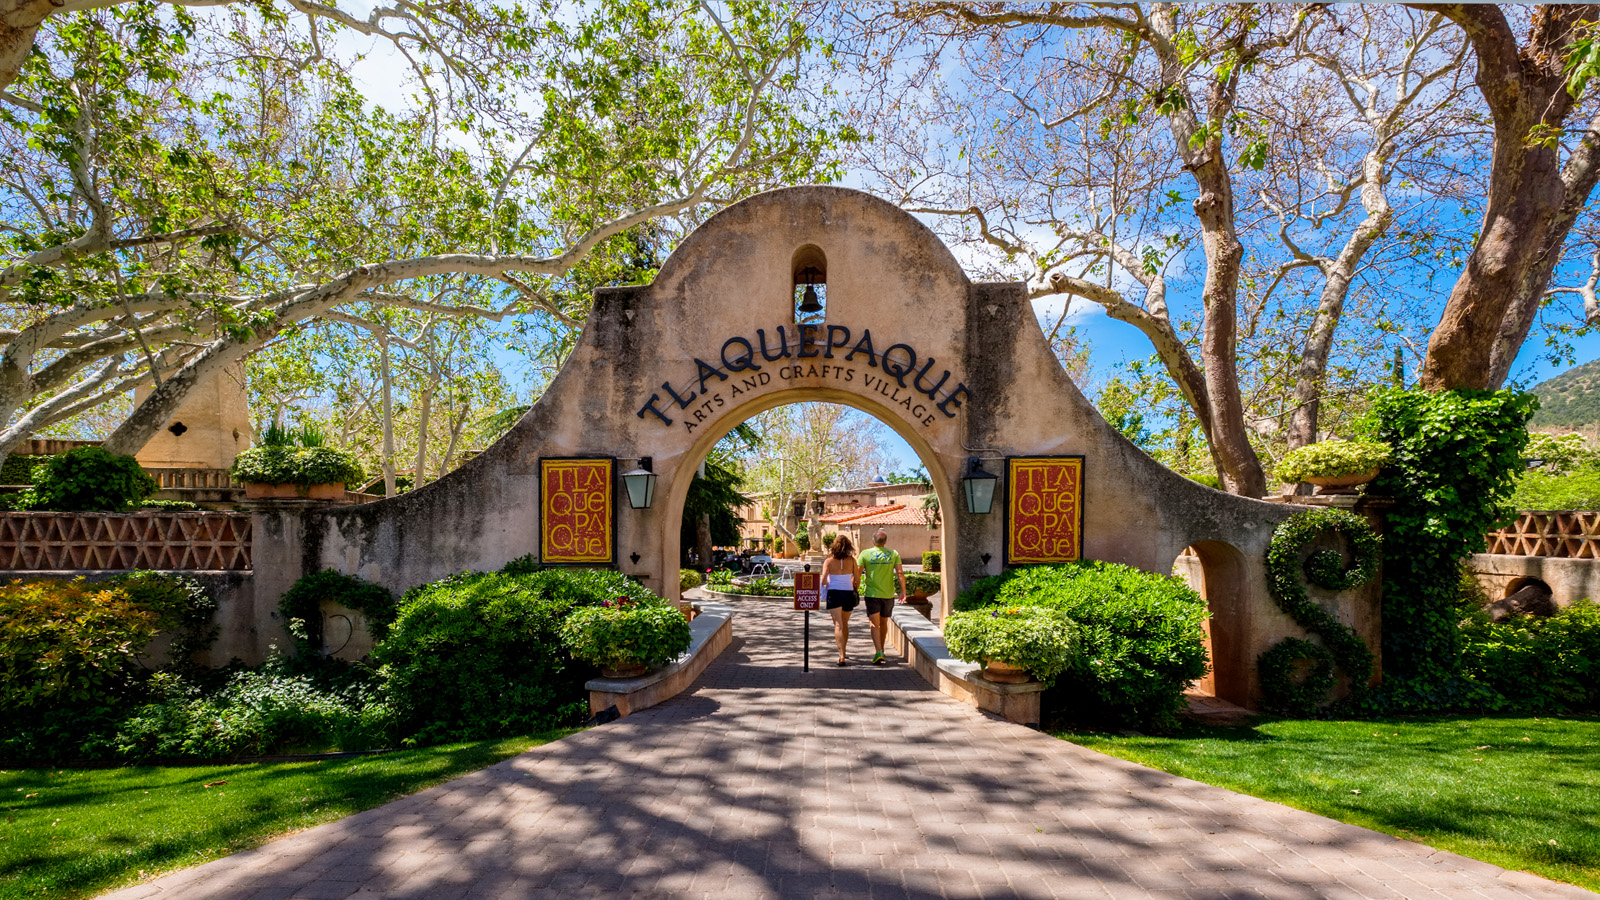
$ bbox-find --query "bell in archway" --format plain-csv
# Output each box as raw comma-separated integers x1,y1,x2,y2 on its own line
798,283,822,314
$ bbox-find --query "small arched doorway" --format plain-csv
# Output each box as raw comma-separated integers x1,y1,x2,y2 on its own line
1173,540,1249,705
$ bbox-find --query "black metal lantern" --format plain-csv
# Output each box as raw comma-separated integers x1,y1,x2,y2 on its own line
622,457,657,510
961,457,998,515
796,265,824,315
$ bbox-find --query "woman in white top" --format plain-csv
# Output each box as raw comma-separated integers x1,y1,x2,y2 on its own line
822,534,863,665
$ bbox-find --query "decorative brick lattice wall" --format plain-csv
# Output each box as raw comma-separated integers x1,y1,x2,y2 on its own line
1484,511,1600,558
0,512,252,571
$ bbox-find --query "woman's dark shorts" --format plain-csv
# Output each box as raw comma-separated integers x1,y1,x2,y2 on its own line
826,589,859,611
865,596,895,618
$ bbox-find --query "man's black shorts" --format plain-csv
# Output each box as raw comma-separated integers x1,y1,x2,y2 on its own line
865,596,895,618
826,589,858,611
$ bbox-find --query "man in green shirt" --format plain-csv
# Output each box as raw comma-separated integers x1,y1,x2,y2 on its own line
858,529,906,665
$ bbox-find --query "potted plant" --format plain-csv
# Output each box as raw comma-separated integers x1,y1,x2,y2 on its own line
231,424,365,500
560,595,693,678
942,605,1077,685
1276,439,1392,492
904,572,941,601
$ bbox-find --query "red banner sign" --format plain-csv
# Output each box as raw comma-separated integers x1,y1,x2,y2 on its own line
540,458,615,564
1005,456,1084,565
793,571,821,610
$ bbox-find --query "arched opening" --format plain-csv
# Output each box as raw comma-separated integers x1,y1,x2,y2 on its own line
792,244,827,324
1504,576,1552,600
662,388,957,614
1173,540,1249,705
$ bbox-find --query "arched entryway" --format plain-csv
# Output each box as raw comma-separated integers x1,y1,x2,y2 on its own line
667,394,959,610
276,185,1342,709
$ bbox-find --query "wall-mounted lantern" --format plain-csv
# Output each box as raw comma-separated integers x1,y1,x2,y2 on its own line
962,457,998,515
622,457,657,510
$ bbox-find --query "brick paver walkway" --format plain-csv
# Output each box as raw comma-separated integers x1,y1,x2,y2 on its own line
105,600,1596,900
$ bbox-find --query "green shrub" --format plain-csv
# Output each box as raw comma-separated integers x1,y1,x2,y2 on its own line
724,576,792,597
230,446,364,488
112,572,217,670
501,554,542,574
904,572,940,597
8,447,157,511
706,568,734,588
138,499,201,511
278,570,397,656
561,598,692,671
795,526,810,553
0,453,46,485
943,606,1077,684
1461,600,1600,712
373,569,641,744
679,569,703,590
922,551,941,572
115,665,395,759
1510,470,1600,511
822,533,837,550
954,561,1210,731
0,579,160,711
1276,439,1392,483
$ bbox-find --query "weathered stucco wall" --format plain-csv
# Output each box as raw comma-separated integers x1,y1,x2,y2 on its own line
249,186,1373,708
1470,553,1600,608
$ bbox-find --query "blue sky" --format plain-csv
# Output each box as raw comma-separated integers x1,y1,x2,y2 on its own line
325,11,1600,479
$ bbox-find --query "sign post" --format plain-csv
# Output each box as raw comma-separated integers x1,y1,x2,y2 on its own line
793,568,821,673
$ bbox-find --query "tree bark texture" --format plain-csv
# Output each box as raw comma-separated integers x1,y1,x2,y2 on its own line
1413,4,1600,390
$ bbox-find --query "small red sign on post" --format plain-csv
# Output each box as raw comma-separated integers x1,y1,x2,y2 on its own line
793,571,821,610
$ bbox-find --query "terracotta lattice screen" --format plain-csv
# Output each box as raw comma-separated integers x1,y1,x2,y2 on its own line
0,512,252,571
1483,511,1600,559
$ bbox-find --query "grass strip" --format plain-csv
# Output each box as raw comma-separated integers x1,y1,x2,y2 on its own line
0,728,578,900
1059,715,1600,892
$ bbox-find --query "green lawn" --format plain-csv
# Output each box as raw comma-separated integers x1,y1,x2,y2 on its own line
1060,716,1600,892
0,729,578,900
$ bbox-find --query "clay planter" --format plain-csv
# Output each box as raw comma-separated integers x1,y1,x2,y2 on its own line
1305,469,1378,494
243,482,345,501
600,662,649,679
979,660,1031,684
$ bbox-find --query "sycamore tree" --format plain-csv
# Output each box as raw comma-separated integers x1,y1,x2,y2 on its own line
1408,4,1600,390
739,403,891,548
847,3,1494,492
0,0,849,470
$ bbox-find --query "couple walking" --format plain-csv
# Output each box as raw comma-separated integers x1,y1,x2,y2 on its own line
821,529,906,666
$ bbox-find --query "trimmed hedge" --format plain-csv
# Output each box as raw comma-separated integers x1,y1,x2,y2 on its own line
922,551,941,572
955,561,1210,732
373,569,646,743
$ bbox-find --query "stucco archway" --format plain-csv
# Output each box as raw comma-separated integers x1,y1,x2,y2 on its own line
663,387,959,605
253,185,1371,708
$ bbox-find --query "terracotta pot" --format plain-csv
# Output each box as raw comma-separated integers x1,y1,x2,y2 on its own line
1305,468,1379,493
600,662,649,679
243,482,346,500
980,660,1031,684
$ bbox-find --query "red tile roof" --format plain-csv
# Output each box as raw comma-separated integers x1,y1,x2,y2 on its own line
834,505,930,526
818,505,902,523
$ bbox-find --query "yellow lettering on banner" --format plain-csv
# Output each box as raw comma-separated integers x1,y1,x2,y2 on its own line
1006,458,1083,564
541,459,614,563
